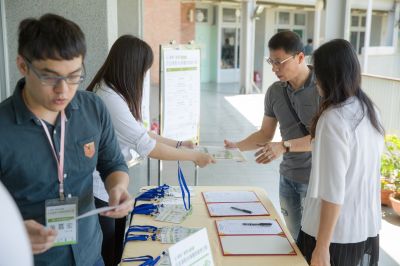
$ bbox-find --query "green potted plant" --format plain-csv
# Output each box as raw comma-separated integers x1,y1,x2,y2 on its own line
389,177,400,216
380,135,400,212
381,178,395,206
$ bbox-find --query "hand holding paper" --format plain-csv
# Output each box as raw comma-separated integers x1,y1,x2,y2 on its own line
197,146,246,162
24,220,57,254
102,186,133,218
76,205,120,220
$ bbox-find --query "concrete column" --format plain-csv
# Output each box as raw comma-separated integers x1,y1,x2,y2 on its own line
313,0,324,48
107,0,118,49
393,1,400,49
254,8,266,91
239,0,256,94
4,0,116,91
324,0,347,40
117,0,143,38
0,0,10,99
343,0,352,41
362,0,373,72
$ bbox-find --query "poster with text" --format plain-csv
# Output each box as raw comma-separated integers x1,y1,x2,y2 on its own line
162,47,200,142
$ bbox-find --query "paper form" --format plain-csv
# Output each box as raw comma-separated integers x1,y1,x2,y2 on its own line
207,202,269,217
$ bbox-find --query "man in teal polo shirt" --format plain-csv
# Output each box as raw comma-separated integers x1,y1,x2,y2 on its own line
0,14,132,265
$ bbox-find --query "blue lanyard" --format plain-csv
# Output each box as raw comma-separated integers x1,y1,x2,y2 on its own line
127,225,158,233
177,161,191,210
124,225,159,244
136,184,170,201
121,255,161,266
125,234,157,242
132,203,159,215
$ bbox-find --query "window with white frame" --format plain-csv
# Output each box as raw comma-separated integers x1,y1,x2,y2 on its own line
350,14,366,54
275,11,307,43
220,7,241,69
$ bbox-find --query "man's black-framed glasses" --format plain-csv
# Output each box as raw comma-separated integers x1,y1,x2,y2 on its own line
265,53,299,67
24,58,86,86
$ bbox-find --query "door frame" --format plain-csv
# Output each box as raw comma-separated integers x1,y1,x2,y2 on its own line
0,0,10,101
217,4,241,83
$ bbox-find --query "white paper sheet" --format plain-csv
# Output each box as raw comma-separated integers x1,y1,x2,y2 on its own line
203,191,259,203
155,205,190,224
169,228,214,266
167,186,196,198
216,219,282,235
197,146,246,162
220,235,295,255
76,205,119,220
162,48,200,140
207,202,269,217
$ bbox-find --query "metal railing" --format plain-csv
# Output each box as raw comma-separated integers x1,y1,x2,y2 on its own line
362,73,400,134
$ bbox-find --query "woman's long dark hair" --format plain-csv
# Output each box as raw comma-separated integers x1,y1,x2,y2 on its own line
87,35,153,121
310,39,384,137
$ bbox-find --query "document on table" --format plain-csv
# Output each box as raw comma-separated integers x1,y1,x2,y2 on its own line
220,235,296,255
207,202,269,217
76,205,119,220
168,228,214,266
197,146,246,162
216,219,282,235
155,205,190,224
202,191,259,203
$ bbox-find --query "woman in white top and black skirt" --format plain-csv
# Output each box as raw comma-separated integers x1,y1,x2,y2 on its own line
87,35,215,266
297,39,384,266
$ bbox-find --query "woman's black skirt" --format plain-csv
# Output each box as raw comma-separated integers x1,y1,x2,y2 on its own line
297,230,379,266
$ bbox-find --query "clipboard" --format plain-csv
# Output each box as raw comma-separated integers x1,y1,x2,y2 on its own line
202,191,260,203
214,219,296,256
202,191,269,217
206,202,269,217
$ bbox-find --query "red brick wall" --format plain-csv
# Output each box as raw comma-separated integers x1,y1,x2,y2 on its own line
180,3,195,44
143,1,195,84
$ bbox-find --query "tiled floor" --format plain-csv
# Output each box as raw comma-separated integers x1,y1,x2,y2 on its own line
128,82,400,266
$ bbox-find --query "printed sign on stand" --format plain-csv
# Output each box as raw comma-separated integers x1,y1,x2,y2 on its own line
168,228,214,266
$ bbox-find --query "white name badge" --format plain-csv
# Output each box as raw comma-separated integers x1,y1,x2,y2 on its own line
168,228,214,266
45,197,78,246
159,226,201,244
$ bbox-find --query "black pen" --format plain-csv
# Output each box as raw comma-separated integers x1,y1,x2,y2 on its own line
242,223,272,226
230,206,252,214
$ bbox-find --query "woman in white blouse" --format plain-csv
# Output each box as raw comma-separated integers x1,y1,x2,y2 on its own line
87,35,215,266
297,39,384,266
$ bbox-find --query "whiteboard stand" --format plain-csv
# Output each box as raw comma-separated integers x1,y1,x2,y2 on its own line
158,43,201,187
194,165,199,186
158,160,162,186
147,158,151,186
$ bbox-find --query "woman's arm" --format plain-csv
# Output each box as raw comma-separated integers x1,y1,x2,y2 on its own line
148,131,194,149
311,200,341,266
148,142,215,167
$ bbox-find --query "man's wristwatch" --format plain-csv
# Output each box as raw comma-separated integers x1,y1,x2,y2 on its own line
282,141,291,153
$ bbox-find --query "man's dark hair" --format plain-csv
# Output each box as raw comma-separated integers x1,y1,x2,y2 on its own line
307,38,313,44
18,13,86,61
268,31,304,54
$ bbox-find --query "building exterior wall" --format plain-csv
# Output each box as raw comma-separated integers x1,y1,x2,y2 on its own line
4,0,113,92
181,3,195,44
118,0,142,38
196,22,214,83
254,9,266,87
209,24,218,82
143,0,195,85
0,0,8,101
